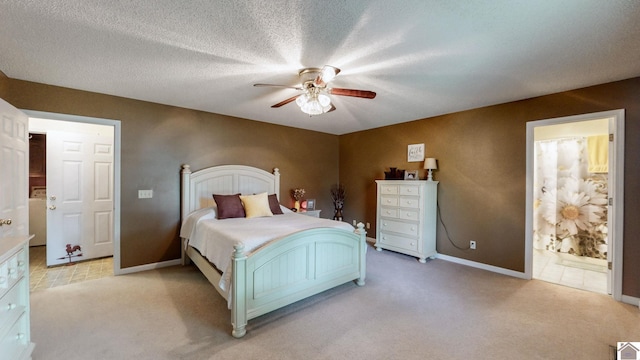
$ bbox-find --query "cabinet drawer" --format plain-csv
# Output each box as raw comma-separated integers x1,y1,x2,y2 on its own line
0,313,30,360
379,207,398,218
399,197,420,209
380,185,399,195
0,250,25,296
399,185,421,196
379,232,418,252
380,195,398,207
379,219,418,237
0,281,25,324
398,209,420,221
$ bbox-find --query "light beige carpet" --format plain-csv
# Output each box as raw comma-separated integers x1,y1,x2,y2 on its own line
31,245,640,359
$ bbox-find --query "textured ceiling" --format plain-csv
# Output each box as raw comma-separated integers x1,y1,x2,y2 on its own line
2,1,640,134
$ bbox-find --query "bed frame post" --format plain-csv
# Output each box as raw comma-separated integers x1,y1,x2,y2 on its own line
355,222,367,286
231,243,248,338
273,168,280,200
181,164,192,266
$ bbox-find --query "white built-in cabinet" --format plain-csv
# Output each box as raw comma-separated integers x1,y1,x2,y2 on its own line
375,180,438,262
0,237,34,359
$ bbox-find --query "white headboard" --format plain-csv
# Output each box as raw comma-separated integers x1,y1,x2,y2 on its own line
181,164,280,220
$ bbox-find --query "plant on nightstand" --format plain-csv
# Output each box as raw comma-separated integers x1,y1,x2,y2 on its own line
330,184,345,221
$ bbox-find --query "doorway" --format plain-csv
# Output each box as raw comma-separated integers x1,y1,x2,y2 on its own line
24,110,123,275
525,110,624,301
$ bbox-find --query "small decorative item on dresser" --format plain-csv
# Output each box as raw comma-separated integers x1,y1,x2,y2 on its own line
384,167,405,180
330,184,345,221
291,188,305,212
305,198,316,210
404,170,419,180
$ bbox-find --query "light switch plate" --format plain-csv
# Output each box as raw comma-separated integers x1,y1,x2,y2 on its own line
138,189,153,199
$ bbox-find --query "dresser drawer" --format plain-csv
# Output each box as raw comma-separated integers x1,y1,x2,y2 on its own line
0,249,26,294
380,185,399,195
379,219,418,237
399,196,420,209
398,208,420,221
0,281,26,324
399,185,421,196
0,313,30,360
380,195,399,207
379,207,398,218
379,232,418,252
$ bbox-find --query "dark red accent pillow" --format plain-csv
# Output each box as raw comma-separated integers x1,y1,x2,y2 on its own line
213,194,245,219
268,194,284,215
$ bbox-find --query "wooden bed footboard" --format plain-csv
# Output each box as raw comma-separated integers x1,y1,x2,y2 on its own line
231,224,367,338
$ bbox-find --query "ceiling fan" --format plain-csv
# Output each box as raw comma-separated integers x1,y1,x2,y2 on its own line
253,65,376,116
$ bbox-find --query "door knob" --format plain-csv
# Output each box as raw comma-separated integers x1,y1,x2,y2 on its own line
50,195,57,200
0,219,12,226
49,205,57,210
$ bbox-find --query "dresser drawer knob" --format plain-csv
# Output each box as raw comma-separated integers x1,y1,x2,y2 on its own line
16,333,25,340
17,260,25,267
407,189,412,193
410,242,416,246
7,303,16,310
7,268,16,275
411,227,416,231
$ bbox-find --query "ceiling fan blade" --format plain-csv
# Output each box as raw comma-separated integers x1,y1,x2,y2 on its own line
328,88,376,99
271,95,300,108
254,83,302,90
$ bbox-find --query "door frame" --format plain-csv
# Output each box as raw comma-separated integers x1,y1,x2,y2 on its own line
524,109,625,301
23,110,123,276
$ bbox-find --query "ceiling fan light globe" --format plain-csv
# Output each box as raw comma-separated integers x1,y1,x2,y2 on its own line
321,66,338,83
318,94,331,107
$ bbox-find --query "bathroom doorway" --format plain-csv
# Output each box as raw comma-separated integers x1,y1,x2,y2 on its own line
525,110,624,300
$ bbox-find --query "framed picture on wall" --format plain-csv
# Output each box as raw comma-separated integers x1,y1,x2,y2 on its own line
305,199,316,210
407,143,425,162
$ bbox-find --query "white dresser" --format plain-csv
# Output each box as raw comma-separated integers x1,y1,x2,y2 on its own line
375,180,438,263
0,237,34,360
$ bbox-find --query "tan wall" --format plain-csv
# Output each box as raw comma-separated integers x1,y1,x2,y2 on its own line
0,77,340,268
339,77,640,298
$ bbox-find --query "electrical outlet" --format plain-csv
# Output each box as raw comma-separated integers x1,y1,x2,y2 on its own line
138,189,153,199
353,220,357,226
470,241,476,250
366,222,370,229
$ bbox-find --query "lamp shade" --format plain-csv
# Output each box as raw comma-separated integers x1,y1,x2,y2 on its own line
424,158,437,170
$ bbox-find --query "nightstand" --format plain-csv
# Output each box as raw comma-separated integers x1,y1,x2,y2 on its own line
299,210,321,218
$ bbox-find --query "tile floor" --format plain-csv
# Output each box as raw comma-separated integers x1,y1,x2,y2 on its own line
29,246,114,292
532,249,608,294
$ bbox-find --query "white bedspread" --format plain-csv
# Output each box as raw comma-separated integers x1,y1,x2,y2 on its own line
180,209,354,295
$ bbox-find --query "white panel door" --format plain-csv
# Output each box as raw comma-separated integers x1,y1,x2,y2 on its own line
0,98,28,238
46,130,114,266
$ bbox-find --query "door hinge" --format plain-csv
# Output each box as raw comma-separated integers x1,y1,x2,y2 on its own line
608,262,612,270
609,133,614,142
609,197,613,206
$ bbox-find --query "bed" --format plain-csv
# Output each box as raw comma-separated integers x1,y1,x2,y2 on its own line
180,164,367,338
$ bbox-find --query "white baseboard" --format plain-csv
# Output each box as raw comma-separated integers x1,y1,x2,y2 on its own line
437,254,640,308
436,253,528,279
621,294,640,308
115,259,181,275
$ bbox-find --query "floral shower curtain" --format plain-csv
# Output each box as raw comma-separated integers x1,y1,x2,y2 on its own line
533,137,608,259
